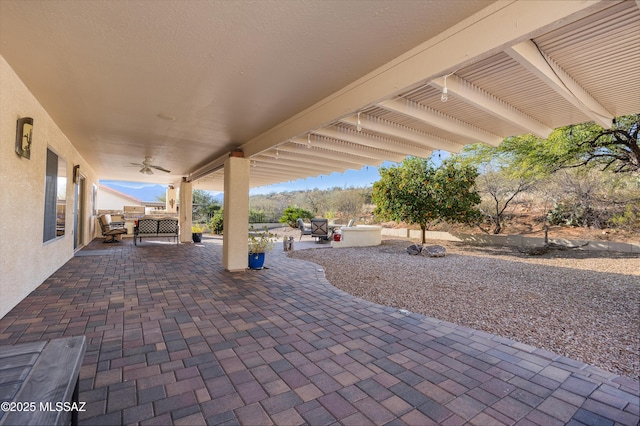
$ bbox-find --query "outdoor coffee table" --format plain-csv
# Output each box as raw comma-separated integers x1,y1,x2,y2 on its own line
0,336,86,426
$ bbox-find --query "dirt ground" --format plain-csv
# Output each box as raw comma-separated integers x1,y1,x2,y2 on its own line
380,208,638,245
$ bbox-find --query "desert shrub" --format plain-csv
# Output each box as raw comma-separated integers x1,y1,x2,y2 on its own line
209,210,224,234
610,204,640,231
547,202,609,227
279,206,313,228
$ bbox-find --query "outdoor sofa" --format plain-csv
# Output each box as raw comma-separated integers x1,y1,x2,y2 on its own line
134,217,179,245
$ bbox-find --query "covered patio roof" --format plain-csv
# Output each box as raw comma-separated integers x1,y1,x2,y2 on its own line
1,1,638,190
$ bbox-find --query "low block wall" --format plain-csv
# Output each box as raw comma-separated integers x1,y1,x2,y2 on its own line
382,228,640,254
332,225,382,248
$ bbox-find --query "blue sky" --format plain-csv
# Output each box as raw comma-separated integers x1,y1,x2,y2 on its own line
249,163,393,195
101,152,449,200
100,164,389,201
251,151,449,195
100,180,170,202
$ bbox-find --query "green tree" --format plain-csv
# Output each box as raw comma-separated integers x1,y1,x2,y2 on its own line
473,114,639,177
560,114,639,174
456,145,538,234
303,189,328,216
279,206,313,228
250,196,285,222
330,188,366,222
475,169,536,234
192,189,221,222
458,115,639,234
372,157,482,244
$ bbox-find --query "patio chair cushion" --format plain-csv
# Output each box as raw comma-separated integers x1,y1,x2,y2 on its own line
136,218,158,234
311,218,330,240
297,218,312,240
99,214,127,242
158,218,179,235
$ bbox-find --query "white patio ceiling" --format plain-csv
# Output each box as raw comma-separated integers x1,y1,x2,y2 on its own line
1,1,639,191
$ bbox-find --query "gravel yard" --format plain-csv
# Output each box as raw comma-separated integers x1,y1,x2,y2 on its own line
287,236,640,380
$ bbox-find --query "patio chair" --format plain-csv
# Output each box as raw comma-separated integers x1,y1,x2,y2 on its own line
311,218,330,242
296,218,312,240
99,214,127,243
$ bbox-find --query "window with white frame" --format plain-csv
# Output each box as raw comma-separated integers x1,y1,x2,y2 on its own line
43,148,67,242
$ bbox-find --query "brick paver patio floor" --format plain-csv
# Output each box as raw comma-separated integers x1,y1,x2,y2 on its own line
0,236,637,425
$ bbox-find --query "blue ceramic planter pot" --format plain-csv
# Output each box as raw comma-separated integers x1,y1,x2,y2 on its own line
248,252,265,269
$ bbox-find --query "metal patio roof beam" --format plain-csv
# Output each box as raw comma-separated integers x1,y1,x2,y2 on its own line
249,168,311,182
430,74,553,138
250,173,304,184
251,156,346,175
315,127,433,159
252,154,347,173
280,143,388,169
341,113,466,153
269,146,369,170
290,137,406,163
249,172,327,187
249,167,338,183
377,98,503,147
505,39,613,129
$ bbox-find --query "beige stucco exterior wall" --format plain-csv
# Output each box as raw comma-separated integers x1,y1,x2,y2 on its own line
0,55,99,319
97,188,142,211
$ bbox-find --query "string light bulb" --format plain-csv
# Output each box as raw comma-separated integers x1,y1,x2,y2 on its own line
441,75,448,102
307,134,312,149
356,112,362,132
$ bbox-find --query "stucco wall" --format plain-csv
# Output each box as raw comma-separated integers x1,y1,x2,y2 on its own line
98,189,142,211
0,55,99,319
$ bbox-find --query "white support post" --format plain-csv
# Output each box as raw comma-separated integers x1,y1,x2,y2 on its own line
179,180,192,243
223,156,250,272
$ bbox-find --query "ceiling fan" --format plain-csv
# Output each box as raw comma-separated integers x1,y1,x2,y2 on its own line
130,157,171,175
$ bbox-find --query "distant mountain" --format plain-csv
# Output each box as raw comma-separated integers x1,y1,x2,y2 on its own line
100,181,224,204
100,180,168,203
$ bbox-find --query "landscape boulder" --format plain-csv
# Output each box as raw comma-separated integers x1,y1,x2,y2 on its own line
422,245,446,257
406,244,423,255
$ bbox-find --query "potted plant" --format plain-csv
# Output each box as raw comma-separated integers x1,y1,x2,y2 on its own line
248,225,276,269
191,223,206,243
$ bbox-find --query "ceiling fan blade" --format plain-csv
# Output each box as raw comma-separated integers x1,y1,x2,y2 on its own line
130,162,144,166
150,165,171,173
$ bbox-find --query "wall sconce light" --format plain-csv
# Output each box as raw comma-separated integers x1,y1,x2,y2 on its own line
15,117,33,159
